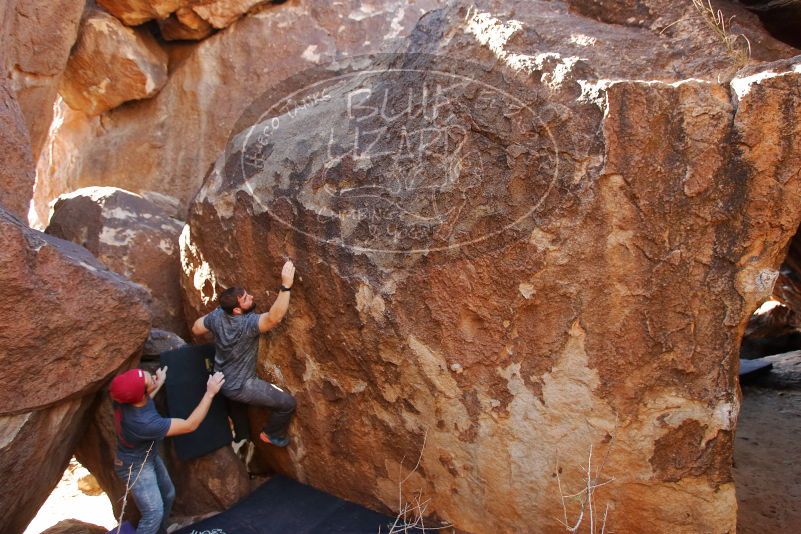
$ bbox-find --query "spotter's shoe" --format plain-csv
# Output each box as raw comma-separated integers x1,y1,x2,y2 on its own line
259,431,290,447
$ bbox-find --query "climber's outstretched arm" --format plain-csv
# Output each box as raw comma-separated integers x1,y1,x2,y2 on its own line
192,314,210,336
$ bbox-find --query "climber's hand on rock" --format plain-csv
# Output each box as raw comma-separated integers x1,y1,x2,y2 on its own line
281,260,295,288
207,371,225,396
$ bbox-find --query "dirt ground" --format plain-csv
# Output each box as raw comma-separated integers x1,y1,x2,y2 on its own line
734,352,801,534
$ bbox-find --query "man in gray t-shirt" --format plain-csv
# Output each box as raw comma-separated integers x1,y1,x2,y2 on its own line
192,260,297,447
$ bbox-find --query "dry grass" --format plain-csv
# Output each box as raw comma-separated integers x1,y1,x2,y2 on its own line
115,443,153,533
385,429,453,534
555,438,616,534
690,0,752,68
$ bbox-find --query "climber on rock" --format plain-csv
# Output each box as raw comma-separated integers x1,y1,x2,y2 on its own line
191,259,297,447
110,367,225,534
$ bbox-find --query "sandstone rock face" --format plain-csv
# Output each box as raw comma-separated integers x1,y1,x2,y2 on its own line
46,187,186,336
0,76,35,219
0,397,95,534
158,7,215,41
97,0,188,26
33,0,441,227
59,9,169,116
181,3,801,533
0,0,85,157
167,445,251,515
191,0,270,29
0,206,151,415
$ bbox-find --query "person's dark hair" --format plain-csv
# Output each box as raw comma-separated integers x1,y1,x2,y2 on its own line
219,287,245,314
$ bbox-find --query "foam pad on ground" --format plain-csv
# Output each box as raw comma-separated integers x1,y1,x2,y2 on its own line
160,343,231,460
740,357,774,377
174,475,425,534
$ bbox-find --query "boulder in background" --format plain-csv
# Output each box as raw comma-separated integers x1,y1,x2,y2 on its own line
47,187,186,336
59,9,169,116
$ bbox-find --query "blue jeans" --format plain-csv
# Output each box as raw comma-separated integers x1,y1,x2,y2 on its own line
115,454,175,534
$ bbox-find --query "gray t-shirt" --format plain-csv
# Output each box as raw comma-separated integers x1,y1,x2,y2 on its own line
204,307,261,392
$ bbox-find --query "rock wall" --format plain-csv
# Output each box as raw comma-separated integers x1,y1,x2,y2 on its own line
180,2,801,533
0,397,95,534
32,0,441,227
0,208,152,414
0,75,35,219
1,0,85,158
165,445,251,516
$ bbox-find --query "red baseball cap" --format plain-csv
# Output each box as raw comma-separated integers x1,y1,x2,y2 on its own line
110,369,147,404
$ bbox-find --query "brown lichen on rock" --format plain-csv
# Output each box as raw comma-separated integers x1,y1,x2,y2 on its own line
650,419,733,486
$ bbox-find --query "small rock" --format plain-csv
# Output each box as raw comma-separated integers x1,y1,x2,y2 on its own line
518,283,535,300
143,329,187,359
77,472,103,496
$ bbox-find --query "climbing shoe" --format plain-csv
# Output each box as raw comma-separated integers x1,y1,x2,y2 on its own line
259,431,290,447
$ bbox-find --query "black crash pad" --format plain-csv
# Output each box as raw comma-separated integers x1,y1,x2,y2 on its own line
174,475,425,534
160,344,231,461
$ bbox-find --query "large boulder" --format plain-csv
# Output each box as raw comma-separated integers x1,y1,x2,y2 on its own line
32,0,442,227
0,203,149,531
0,0,85,158
59,9,169,116
0,207,151,415
0,397,98,534
46,187,186,335
180,2,801,533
